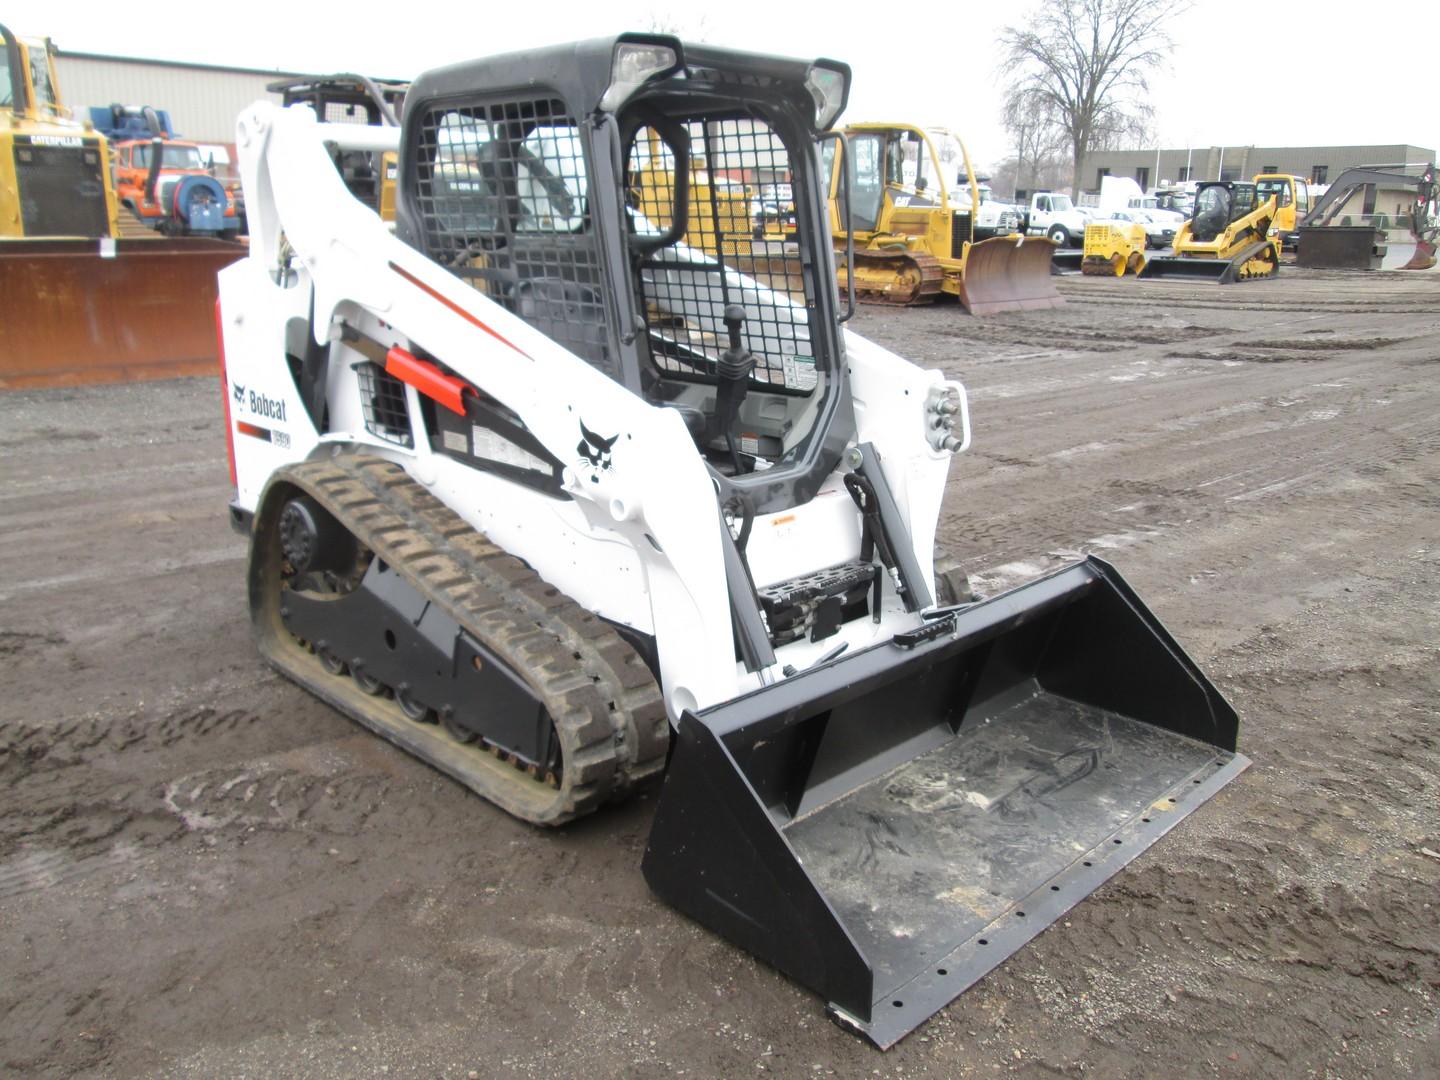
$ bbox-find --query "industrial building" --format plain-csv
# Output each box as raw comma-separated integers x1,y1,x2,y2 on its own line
1085,144,1435,191
55,50,313,145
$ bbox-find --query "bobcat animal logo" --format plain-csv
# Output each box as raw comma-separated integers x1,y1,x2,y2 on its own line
232,382,245,405
577,421,618,483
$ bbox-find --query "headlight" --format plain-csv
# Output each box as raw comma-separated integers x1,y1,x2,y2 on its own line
804,63,848,130
599,40,680,112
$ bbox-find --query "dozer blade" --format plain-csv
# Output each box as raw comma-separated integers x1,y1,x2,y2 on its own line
0,237,244,390
644,557,1247,1048
956,236,1064,315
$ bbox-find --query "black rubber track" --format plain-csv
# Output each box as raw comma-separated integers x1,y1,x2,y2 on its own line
248,451,668,825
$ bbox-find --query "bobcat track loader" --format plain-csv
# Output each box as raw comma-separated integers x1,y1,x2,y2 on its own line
1140,181,1281,283
220,34,1247,1047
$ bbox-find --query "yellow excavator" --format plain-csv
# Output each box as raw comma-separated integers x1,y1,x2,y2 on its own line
0,22,243,389
1140,181,1280,283
826,123,1061,313
1252,173,1310,250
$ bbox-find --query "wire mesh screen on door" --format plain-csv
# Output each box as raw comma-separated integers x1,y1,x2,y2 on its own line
411,96,613,377
628,117,818,395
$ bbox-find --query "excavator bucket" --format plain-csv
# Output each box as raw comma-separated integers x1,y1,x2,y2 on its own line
0,237,244,390
956,235,1064,314
644,557,1247,1048
1400,238,1437,271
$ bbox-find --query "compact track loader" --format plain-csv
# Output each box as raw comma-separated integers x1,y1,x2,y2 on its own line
220,34,1247,1047
826,124,1061,313
1140,181,1281,283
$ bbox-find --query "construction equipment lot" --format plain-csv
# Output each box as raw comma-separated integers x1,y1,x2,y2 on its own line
1,268,1436,1077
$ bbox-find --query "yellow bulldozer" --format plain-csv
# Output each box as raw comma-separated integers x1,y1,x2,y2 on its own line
0,21,243,389
1140,181,1281,283
1,24,119,238
824,123,1061,314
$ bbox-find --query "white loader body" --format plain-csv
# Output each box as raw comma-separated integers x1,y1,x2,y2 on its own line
220,102,969,724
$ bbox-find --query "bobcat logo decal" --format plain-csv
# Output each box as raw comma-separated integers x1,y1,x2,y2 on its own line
232,382,245,405
576,421,618,484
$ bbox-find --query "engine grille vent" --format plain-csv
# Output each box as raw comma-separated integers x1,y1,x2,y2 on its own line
13,138,111,238
950,211,973,260
356,362,413,447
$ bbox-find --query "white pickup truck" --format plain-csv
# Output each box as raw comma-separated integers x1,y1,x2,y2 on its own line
947,181,1024,241
1022,192,1091,248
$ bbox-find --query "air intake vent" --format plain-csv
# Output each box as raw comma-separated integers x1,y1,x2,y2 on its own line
356,362,413,447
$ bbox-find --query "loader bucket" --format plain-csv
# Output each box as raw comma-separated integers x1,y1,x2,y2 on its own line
644,557,1247,1048
0,237,244,390
956,236,1065,315
1137,254,1238,283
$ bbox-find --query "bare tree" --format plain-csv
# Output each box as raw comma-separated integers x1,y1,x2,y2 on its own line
1002,88,1069,196
1000,0,1178,197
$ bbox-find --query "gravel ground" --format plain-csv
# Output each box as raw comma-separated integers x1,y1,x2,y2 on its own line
1,267,1436,1078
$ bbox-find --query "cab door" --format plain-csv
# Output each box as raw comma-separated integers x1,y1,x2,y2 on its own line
846,133,885,234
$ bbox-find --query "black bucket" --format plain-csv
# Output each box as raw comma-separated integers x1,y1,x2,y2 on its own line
1137,254,1236,282
643,557,1247,1048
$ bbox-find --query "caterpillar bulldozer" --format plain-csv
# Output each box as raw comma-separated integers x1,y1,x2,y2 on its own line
220,34,1247,1047
1,23,118,239
0,21,243,389
1140,181,1281,283
825,123,1062,313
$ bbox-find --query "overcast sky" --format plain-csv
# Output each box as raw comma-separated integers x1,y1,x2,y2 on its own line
15,0,1436,171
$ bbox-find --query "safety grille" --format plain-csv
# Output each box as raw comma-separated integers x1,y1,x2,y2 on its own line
629,117,817,395
13,139,110,238
355,362,413,447
950,211,972,260
410,95,611,377
323,101,377,125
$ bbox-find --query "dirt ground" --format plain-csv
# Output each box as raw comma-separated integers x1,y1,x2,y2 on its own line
1,267,1437,1079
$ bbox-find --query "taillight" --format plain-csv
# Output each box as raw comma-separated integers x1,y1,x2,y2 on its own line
215,296,237,487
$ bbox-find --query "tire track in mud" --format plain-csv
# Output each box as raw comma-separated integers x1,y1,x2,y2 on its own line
0,700,425,902
943,365,1438,589
3,274,1438,1078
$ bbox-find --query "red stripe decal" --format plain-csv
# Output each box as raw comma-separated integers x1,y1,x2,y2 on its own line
388,261,533,361
215,297,237,484
384,346,471,415
236,421,271,441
